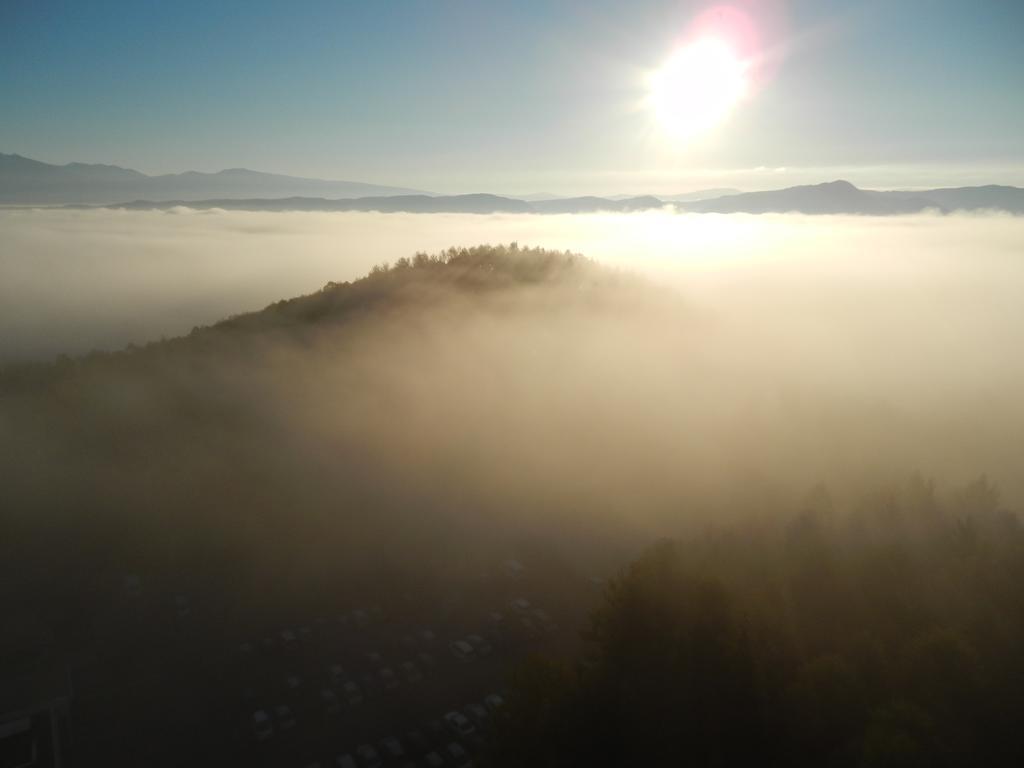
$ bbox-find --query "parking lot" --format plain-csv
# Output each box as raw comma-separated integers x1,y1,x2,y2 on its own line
64,555,600,767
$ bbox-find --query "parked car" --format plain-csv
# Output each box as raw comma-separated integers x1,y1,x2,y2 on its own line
467,703,489,726
379,667,400,690
533,608,557,633
406,729,430,754
446,742,474,768
427,719,446,740
503,559,525,578
449,640,475,663
417,652,438,669
280,629,299,653
174,594,190,618
401,660,423,683
444,711,475,737
379,737,404,760
356,743,382,768
123,574,143,598
322,688,340,714
519,616,540,638
509,598,532,614
252,710,273,741
274,704,296,730
465,634,492,657
343,680,363,705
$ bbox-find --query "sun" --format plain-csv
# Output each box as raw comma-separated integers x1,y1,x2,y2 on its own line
647,38,749,142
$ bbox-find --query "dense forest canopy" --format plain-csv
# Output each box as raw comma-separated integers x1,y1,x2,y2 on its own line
490,477,1024,767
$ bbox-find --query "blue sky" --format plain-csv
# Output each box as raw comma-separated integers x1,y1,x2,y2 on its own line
2,0,1022,194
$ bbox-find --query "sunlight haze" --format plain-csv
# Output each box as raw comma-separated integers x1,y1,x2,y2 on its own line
2,2,1023,766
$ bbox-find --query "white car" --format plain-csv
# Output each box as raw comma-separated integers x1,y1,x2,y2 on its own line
379,737,404,759
446,742,474,768
275,704,296,730
509,598,532,614
449,640,475,662
343,680,364,705
356,743,382,768
401,660,423,683
467,703,489,726
444,710,475,737
174,594,190,618
533,608,557,633
466,634,492,657
252,710,273,741
379,667,400,690
417,651,437,669
322,688,340,714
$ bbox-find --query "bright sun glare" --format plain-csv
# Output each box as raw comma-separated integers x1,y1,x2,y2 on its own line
648,38,749,142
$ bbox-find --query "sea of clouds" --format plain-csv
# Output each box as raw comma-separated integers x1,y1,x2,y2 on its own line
3,207,1024,507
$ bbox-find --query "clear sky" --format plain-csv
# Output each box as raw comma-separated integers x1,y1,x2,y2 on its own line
2,0,1022,194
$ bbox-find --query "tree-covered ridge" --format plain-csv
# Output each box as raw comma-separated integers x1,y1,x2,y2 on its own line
0,244,661,594
211,243,606,333
0,244,619,387
491,476,1024,767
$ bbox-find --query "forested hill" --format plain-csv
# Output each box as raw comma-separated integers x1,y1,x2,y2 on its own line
0,244,618,381
0,245,669,594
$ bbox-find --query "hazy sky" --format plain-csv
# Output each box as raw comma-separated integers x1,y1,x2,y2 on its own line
2,0,1022,194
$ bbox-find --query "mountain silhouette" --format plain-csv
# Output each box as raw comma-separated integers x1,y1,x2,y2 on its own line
679,180,1024,215
5,153,1023,213
0,152,428,204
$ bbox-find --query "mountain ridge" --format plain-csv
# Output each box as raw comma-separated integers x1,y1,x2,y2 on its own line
77,181,1024,216
4,153,1024,213
0,152,429,203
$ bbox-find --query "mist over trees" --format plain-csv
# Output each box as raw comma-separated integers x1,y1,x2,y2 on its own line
3,242,1021,605
2,244,1022,766
490,477,1024,767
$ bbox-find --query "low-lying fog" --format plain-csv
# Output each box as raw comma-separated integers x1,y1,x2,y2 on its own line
3,207,1023,511
3,208,1022,361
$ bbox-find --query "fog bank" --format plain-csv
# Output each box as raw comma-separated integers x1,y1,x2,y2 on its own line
3,209,1023,513
3,208,1022,364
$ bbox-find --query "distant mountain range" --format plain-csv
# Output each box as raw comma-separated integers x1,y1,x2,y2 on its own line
681,180,1024,215
0,152,426,203
3,153,1023,214
99,194,666,214
101,181,1024,216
